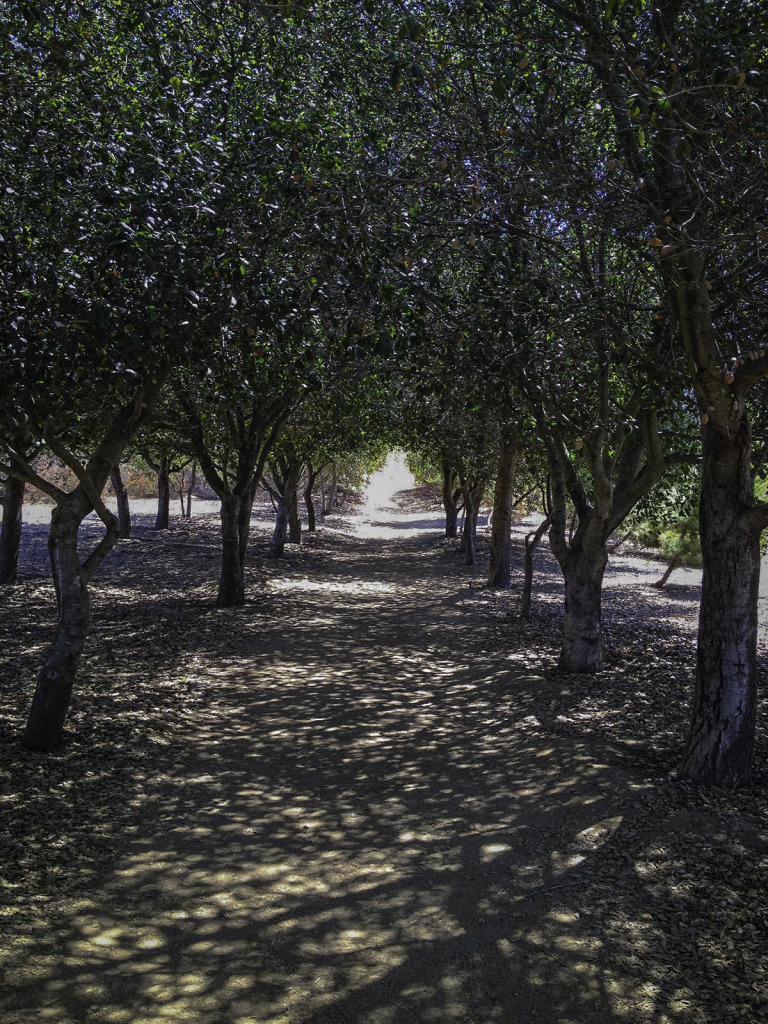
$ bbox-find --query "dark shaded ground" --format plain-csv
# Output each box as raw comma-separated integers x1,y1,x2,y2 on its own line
1,484,767,1024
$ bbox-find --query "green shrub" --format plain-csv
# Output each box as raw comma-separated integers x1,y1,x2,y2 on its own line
657,516,702,568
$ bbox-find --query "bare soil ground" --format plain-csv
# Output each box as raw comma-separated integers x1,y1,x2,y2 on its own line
1,480,767,1024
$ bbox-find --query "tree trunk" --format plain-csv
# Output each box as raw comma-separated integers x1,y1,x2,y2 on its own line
521,515,551,619
270,495,290,558
460,485,482,566
488,428,518,588
217,495,246,606
304,466,318,532
288,487,302,544
155,456,170,530
328,464,338,511
653,556,681,589
559,545,608,673
442,461,460,539
0,474,25,584
109,465,131,539
24,504,95,749
185,462,196,518
678,425,762,787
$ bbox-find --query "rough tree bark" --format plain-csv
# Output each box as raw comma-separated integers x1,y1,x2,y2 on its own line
557,542,608,673
488,426,518,588
0,474,25,584
677,425,764,785
109,465,131,539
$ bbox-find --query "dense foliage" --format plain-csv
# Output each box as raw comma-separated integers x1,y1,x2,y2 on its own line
2,1,767,782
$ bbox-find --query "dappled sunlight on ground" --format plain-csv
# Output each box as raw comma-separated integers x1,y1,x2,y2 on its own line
3,531,649,1023
3,474,767,1024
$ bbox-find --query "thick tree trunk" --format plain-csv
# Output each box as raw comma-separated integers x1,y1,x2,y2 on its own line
559,545,608,673
442,461,460,539
488,428,518,588
521,515,551,619
217,495,246,606
24,504,94,749
679,426,762,787
0,474,25,584
155,456,170,530
109,465,131,539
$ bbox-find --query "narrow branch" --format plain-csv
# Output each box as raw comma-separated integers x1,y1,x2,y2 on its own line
2,451,64,502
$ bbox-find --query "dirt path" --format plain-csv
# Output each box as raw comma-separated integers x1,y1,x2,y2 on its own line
1,466,767,1024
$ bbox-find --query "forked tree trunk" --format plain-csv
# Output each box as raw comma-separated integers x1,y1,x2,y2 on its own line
678,426,763,786
155,456,170,530
270,458,302,557
0,475,25,584
559,545,608,673
24,499,119,750
109,465,131,539
217,486,257,607
488,428,518,588
442,461,461,539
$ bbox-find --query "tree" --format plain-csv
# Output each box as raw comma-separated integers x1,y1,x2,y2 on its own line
552,0,768,780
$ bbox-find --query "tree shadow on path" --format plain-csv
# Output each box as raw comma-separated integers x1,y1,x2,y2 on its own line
2,521,766,1024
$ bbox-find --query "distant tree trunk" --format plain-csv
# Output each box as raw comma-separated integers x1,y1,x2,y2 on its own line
288,488,302,544
304,464,319,532
678,425,764,787
442,461,461,539
0,474,25,584
488,427,518,588
521,515,551,619
653,556,681,589
270,456,302,557
109,465,131,539
185,462,196,518
270,496,290,558
155,456,170,530
459,481,484,566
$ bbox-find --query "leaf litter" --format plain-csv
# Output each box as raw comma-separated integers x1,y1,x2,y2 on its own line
0,487,766,1024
